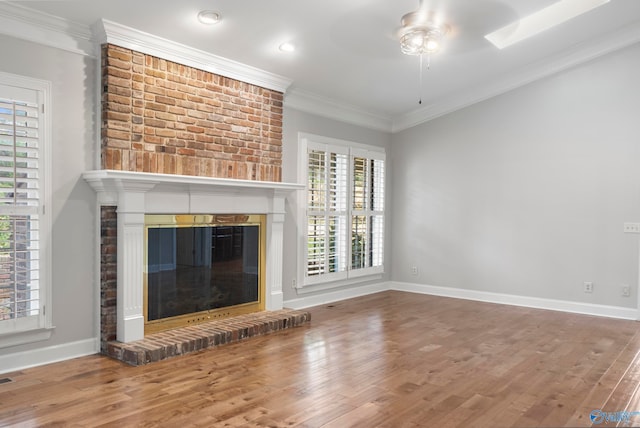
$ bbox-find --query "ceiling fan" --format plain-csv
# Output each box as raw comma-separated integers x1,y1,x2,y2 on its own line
396,1,450,104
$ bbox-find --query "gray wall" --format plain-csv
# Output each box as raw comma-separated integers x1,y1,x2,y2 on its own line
0,34,98,356
391,42,640,308
281,108,392,302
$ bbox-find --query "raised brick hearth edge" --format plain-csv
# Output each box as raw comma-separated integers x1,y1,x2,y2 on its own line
106,309,310,366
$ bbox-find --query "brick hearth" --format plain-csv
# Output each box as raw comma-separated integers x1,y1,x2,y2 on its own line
105,309,310,366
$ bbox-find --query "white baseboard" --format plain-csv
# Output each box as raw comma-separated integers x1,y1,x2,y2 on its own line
284,282,389,309
390,281,638,320
286,280,637,319
0,338,99,375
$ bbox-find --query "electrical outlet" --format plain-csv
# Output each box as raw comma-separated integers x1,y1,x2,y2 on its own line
291,278,297,289
624,223,640,234
583,281,593,293
622,284,631,297
411,266,418,275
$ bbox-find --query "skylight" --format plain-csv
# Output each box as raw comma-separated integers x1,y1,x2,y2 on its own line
485,0,610,49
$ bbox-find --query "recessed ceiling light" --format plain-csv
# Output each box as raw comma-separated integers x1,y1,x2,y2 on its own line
485,0,610,49
279,42,296,53
197,10,222,25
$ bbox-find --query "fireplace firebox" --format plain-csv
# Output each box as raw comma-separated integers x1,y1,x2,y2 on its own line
144,214,265,334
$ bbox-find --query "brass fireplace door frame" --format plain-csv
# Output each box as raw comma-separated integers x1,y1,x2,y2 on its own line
143,214,266,334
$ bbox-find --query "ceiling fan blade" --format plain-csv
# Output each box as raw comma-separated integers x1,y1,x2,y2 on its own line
485,0,610,49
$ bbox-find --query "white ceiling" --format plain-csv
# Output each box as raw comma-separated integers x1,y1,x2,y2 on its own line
4,0,640,132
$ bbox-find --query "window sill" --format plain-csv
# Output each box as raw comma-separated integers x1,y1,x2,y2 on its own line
296,273,383,295
0,327,55,349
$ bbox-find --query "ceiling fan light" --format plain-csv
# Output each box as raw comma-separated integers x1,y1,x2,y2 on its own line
408,32,425,48
426,39,440,52
400,28,443,55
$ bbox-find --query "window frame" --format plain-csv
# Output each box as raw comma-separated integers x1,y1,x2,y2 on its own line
0,71,53,348
297,133,385,291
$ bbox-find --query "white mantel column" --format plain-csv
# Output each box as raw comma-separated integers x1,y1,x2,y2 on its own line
116,185,154,342
266,212,285,311
265,191,288,311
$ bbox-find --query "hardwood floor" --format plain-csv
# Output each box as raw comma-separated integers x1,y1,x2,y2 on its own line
2,291,640,427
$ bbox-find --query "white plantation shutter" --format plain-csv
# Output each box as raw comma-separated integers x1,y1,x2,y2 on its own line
306,144,349,283
306,150,326,276
350,149,385,277
303,136,384,286
0,79,48,337
328,152,348,275
351,154,368,270
370,156,385,268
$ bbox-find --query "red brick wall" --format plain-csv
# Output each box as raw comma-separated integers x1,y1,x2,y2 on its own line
100,206,117,352
101,44,283,182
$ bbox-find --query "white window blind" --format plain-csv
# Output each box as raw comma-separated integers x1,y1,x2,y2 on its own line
0,82,46,336
350,150,385,277
303,136,385,286
306,147,349,282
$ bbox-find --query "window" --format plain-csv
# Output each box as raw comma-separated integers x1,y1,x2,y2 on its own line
300,134,385,287
0,72,52,345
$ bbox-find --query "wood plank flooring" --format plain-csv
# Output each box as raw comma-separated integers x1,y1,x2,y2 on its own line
2,291,640,427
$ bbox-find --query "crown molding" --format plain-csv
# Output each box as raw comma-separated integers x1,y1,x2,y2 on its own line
0,2,96,57
94,19,293,94
392,20,640,133
284,88,393,133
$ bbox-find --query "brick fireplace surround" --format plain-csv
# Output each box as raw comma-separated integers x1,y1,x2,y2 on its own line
85,44,309,365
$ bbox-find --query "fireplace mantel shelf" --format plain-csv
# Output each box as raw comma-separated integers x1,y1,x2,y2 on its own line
83,170,304,198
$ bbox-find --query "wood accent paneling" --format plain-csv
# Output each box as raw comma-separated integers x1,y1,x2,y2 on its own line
2,291,639,427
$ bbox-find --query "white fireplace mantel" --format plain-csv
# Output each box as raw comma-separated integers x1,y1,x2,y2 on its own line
83,170,304,343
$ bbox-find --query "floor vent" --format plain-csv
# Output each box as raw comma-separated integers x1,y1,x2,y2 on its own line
0,378,13,384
